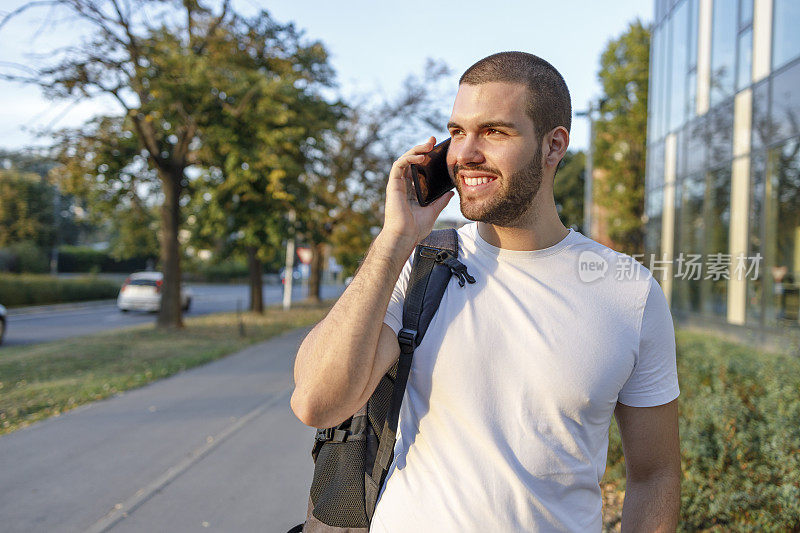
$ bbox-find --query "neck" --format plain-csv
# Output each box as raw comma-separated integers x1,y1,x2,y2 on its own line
476,188,569,251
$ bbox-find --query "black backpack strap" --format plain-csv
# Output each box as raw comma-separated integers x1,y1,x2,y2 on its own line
366,228,474,518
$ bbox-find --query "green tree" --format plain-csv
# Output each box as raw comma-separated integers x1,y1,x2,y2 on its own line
0,169,55,249
187,19,336,313
593,19,650,254
3,1,333,326
53,115,161,262
301,59,452,301
554,150,586,232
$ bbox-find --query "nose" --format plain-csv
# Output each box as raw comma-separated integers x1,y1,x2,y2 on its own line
450,134,485,167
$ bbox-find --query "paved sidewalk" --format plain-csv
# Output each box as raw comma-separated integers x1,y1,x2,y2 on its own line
0,327,317,533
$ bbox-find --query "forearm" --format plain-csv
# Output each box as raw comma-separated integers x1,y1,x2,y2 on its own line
620,472,681,533
291,230,415,427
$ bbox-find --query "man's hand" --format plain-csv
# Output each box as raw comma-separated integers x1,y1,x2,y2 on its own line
291,137,455,429
382,136,455,248
615,399,681,532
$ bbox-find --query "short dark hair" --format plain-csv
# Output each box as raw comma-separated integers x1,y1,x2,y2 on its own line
459,52,572,139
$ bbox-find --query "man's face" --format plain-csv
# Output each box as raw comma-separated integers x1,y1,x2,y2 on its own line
446,82,543,227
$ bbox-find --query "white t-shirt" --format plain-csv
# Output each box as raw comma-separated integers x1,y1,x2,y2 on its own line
372,223,679,532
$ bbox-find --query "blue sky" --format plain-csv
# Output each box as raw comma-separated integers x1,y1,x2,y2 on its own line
0,0,653,150
0,0,653,218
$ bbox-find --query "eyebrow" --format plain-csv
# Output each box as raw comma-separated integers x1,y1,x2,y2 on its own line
447,120,519,131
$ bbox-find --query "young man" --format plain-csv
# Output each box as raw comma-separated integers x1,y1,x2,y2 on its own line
291,52,681,532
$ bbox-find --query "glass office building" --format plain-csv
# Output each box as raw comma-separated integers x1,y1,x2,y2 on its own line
645,0,800,336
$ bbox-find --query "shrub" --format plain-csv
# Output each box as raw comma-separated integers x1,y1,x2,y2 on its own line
0,241,49,273
57,245,149,273
0,273,119,306
187,258,249,283
604,330,800,531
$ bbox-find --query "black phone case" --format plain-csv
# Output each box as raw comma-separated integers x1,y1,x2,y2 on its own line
410,139,454,207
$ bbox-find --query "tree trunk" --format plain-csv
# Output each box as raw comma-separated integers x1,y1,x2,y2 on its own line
247,245,264,314
157,171,183,328
307,241,325,303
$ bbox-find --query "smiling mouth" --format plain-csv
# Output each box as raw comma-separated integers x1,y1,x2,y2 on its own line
461,175,497,187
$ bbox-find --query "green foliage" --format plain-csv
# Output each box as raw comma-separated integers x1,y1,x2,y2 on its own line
594,19,650,255
0,169,55,249
56,245,148,273
0,273,119,306
0,241,50,273
604,330,800,531
192,258,249,283
53,115,162,261
554,150,586,232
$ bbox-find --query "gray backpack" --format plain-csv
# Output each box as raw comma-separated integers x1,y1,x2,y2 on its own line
289,229,475,532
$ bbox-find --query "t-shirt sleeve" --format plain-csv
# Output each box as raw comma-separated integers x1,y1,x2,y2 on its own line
617,275,681,407
383,252,415,336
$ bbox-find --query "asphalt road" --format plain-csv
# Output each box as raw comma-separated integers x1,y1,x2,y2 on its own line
0,327,318,532
3,283,344,346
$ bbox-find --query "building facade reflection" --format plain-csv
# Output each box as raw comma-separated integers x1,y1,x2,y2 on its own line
646,0,800,335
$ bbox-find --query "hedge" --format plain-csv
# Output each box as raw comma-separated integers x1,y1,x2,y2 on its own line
56,245,150,273
605,330,800,531
0,274,120,307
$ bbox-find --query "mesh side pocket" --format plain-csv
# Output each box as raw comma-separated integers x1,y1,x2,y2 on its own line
309,437,368,528
367,375,394,436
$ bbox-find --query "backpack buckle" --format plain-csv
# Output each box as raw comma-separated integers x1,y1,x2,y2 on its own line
315,428,334,441
397,328,417,354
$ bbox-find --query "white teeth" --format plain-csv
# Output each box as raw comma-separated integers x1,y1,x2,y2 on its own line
464,177,494,186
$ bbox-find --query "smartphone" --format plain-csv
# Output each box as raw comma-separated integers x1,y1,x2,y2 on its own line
410,138,454,207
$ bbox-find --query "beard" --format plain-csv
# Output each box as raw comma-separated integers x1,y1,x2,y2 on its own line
453,146,543,227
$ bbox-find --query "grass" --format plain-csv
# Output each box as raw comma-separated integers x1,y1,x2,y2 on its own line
0,301,332,436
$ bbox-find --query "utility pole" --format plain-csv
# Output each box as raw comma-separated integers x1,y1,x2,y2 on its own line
282,209,296,310
50,181,60,275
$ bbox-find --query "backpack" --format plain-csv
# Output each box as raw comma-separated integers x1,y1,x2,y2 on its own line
288,228,475,532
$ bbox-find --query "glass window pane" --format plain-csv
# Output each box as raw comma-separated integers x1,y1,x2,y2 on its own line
688,0,698,69
676,172,706,313
676,125,687,178
648,26,662,142
750,79,769,151
770,60,800,144
686,115,707,175
660,13,673,138
645,186,664,259
702,167,731,318
707,99,734,168
747,152,766,325
686,70,697,120
763,139,800,327
649,140,666,191
739,0,753,29
772,0,800,70
669,0,689,131
710,0,737,106
736,28,752,91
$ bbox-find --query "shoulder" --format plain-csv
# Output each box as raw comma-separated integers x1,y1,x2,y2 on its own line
565,232,656,322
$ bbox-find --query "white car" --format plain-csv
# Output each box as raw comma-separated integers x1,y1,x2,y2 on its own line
0,303,6,345
117,272,192,313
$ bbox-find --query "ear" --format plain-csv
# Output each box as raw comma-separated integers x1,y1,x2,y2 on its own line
542,126,570,170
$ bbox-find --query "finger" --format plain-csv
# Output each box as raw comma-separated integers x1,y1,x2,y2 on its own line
390,138,437,175
389,152,427,184
402,136,436,157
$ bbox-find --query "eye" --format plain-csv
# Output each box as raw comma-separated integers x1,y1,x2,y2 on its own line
486,128,502,136
449,128,464,137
